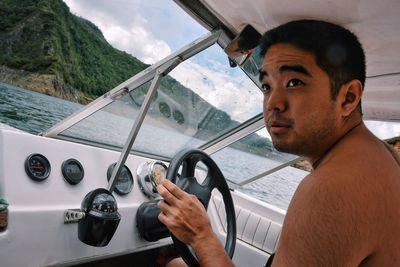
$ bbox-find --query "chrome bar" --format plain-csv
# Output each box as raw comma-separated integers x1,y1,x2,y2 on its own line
107,58,182,192
236,158,301,187
202,114,265,155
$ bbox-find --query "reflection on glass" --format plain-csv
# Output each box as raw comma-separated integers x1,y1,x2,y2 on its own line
60,81,152,148
59,43,263,159
132,43,262,157
211,128,296,183
241,45,264,87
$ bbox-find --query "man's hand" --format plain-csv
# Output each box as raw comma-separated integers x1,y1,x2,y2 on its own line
157,179,234,267
157,179,213,247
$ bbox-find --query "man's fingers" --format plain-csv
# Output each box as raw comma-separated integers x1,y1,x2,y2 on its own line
157,200,179,228
157,182,178,205
158,210,168,225
160,179,187,199
156,180,213,247
157,199,170,213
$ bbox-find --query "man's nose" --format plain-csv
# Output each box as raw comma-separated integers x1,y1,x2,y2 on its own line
264,87,287,112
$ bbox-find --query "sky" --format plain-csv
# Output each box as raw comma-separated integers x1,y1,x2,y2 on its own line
62,0,400,140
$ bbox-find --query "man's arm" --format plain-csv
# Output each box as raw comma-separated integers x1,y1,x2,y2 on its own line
157,179,234,267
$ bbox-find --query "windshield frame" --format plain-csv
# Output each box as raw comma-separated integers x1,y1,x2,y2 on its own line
42,27,302,192
42,30,224,138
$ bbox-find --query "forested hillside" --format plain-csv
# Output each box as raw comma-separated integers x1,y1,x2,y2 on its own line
0,0,147,100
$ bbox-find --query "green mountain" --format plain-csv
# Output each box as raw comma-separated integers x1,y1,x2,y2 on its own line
0,0,147,100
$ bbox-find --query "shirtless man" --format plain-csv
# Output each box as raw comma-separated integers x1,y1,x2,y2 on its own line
157,20,400,267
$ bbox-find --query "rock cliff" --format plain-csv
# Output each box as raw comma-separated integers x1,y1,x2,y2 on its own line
0,65,91,103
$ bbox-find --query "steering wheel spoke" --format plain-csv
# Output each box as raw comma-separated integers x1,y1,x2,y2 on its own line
181,157,197,180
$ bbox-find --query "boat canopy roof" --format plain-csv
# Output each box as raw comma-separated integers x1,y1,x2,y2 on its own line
176,0,400,122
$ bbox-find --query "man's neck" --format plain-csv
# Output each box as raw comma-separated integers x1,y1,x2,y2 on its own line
310,119,363,170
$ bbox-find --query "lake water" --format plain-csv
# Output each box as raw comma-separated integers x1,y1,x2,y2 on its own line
0,82,82,134
0,82,306,209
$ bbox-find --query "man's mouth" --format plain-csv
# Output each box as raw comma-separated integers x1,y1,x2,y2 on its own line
267,120,292,135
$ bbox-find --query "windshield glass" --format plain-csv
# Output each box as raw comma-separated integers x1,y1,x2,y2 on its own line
58,42,263,158
210,128,305,209
211,128,297,184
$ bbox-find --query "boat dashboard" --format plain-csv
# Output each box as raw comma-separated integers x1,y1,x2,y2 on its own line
0,127,174,266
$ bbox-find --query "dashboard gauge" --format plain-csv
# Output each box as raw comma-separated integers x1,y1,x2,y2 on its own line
24,153,51,181
137,161,168,198
150,162,168,187
62,159,84,185
107,163,133,195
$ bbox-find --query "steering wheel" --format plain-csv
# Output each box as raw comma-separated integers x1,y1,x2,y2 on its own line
166,149,236,267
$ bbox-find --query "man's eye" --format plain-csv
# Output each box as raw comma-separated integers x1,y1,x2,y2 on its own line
260,84,271,93
287,79,304,87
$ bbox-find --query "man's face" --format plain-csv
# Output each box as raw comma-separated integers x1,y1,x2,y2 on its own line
260,44,340,158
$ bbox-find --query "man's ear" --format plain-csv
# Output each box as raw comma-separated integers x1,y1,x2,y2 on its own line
338,79,363,117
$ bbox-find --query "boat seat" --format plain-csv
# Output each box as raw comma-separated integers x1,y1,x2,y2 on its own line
212,196,281,254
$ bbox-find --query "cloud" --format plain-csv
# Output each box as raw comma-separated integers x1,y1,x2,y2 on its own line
170,57,262,122
63,0,172,64
97,23,171,64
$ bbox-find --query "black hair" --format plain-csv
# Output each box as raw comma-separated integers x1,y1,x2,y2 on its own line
259,20,366,101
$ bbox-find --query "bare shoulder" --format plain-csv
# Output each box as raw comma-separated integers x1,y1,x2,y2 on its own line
274,128,400,266
327,129,400,200
274,170,370,266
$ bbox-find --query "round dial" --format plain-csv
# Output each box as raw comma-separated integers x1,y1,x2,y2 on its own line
137,161,167,198
150,162,167,188
24,153,51,181
62,159,84,185
107,163,134,195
